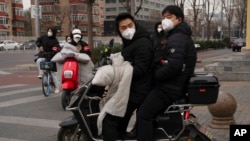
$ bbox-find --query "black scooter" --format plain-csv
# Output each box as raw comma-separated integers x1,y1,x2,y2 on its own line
57,39,218,141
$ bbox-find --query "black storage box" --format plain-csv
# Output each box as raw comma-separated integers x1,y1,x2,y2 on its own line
188,73,220,104
40,61,57,71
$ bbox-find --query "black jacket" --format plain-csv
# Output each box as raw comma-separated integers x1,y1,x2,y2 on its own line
151,22,165,50
119,23,154,105
154,22,197,100
36,28,60,53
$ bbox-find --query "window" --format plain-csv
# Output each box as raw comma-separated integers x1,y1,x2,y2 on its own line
42,5,53,12
0,4,5,12
15,8,24,16
71,5,87,12
119,7,126,12
106,7,116,12
42,15,53,22
71,14,87,21
106,0,116,4
0,17,7,24
12,0,22,4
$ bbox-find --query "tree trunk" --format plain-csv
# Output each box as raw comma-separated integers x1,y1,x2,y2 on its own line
206,21,211,40
87,1,94,51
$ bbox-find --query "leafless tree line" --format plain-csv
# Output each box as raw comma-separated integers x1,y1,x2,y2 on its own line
174,0,247,41
24,0,247,47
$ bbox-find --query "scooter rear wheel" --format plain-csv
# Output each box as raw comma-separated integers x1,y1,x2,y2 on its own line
61,89,72,110
57,127,88,141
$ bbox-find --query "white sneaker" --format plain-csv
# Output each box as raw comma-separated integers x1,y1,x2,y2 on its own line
37,74,43,79
54,88,60,93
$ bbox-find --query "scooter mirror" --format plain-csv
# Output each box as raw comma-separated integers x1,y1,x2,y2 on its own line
109,38,114,48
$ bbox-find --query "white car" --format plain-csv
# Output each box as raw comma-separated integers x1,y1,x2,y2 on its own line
0,40,20,51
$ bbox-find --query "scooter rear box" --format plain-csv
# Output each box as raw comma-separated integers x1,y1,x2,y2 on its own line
188,73,220,104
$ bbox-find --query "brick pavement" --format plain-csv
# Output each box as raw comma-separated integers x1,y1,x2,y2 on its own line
0,70,40,86
191,81,250,141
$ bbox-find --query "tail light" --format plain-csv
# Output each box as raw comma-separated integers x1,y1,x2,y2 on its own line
83,46,90,52
52,46,58,52
184,111,190,120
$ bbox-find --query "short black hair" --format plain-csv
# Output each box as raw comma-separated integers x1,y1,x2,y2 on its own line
115,12,135,34
162,5,184,21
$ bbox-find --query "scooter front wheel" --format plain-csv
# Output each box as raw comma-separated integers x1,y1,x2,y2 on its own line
61,89,72,110
57,126,88,141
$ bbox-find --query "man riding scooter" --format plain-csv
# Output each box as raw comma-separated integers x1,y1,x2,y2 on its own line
52,28,94,110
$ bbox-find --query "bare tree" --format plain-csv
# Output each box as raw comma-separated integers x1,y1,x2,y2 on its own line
174,0,186,11
186,0,203,40
119,0,143,16
234,0,247,37
55,5,72,35
203,0,217,40
222,0,235,38
24,10,32,36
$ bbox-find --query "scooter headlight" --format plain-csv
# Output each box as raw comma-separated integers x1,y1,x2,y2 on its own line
64,70,73,78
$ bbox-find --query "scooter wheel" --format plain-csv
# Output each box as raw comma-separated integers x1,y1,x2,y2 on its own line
57,127,88,141
61,89,72,110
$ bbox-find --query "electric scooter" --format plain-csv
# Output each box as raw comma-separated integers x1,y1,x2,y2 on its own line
51,43,93,110
57,39,218,141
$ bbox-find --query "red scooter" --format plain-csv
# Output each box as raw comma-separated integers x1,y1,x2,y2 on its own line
51,43,93,110
61,52,79,110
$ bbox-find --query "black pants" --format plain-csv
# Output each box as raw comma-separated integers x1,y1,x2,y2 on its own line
102,101,139,141
137,88,173,141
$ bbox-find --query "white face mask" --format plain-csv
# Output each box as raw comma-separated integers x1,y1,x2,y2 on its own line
73,37,80,43
161,18,174,32
121,28,136,40
47,32,52,37
157,28,162,33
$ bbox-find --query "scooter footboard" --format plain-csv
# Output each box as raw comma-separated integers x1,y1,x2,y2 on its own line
59,115,78,128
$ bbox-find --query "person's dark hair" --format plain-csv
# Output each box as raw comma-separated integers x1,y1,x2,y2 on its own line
154,21,162,31
162,5,184,21
115,12,135,35
65,35,70,41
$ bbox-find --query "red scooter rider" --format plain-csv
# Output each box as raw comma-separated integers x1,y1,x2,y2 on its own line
52,28,94,110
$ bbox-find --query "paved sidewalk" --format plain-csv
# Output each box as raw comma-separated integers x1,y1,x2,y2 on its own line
191,81,250,141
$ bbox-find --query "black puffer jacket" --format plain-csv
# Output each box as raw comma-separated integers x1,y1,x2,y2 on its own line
119,23,154,105
36,28,60,52
154,22,197,100
151,22,165,50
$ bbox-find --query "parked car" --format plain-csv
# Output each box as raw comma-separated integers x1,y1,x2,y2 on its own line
20,39,37,50
0,40,20,51
231,38,246,52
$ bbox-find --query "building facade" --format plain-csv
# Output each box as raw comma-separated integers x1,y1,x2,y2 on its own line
104,0,174,35
0,0,25,37
31,0,104,37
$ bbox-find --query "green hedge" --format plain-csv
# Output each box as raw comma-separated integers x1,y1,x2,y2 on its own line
194,40,226,50
91,44,122,63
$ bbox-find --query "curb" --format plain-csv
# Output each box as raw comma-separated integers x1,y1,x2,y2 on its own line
16,64,37,71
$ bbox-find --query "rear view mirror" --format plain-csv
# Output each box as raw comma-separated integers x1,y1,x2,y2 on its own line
109,38,114,48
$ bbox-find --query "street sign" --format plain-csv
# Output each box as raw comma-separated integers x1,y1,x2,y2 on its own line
31,5,42,19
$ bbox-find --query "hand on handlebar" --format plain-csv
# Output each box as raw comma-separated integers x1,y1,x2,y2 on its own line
39,46,44,52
